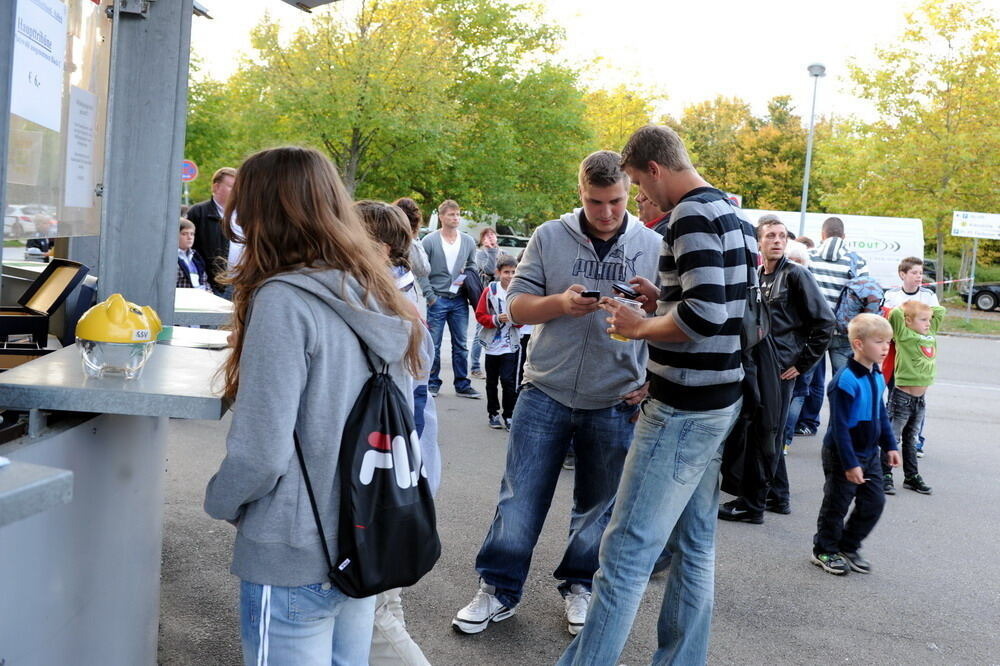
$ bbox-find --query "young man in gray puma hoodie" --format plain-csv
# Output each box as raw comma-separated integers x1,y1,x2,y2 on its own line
452,151,662,637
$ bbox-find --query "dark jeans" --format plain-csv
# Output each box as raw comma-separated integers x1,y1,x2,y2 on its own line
516,334,530,391
740,378,794,513
475,385,637,608
485,351,518,420
814,445,886,555
427,295,472,392
882,387,925,479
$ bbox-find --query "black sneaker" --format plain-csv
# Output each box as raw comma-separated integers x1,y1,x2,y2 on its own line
811,552,849,575
456,387,482,400
794,425,817,436
903,475,932,495
718,500,764,524
883,474,896,495
765,498,791,515
839,550,871,574
488,414,504,429
429,386,440,398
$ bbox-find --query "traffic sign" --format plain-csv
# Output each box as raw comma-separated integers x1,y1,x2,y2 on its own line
952,210,1000,241
181,159,199,183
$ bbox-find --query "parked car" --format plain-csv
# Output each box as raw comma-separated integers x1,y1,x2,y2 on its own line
4,204,56,238
497,234,530,251
959,284,1000,311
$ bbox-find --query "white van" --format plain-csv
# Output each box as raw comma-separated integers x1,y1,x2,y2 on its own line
744,210,925,288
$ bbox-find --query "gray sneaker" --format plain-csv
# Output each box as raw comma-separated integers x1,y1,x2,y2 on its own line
452,584,516,634
456,386,482,399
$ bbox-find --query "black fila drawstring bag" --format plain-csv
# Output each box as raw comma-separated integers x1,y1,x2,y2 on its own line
294,330,441,598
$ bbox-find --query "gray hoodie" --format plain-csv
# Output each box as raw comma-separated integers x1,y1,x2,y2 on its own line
507,210,662,409
204,268,425,587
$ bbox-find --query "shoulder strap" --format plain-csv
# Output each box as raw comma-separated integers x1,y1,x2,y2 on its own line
294,430,337,582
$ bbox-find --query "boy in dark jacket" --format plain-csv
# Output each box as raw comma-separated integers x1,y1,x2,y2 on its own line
812,313,901,575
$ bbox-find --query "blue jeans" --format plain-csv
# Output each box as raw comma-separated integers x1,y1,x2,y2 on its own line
785,364,817,446
470,323,483,373
426,295,472,392
797,355,825,431
475,384,637,608
558,396,741,666
240,580,375,666
828,334,852,374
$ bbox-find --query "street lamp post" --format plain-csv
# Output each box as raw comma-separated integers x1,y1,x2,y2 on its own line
799,63,826,238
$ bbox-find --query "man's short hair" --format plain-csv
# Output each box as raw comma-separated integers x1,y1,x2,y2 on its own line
798,235,816,249
821,216,845,238
620,125,694,173
901,299,932,321
756,214,786,239
180,218,194,232
438,199,460,214
496,254,518,272
848,313,892,343
578,151,629,189
212,167,236,184
898,256,923,274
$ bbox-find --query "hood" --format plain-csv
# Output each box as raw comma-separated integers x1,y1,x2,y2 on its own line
265,268,413,366
558,209,641,248
815,237,849,263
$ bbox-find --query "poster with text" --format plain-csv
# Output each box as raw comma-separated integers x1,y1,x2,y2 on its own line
11,0,67,133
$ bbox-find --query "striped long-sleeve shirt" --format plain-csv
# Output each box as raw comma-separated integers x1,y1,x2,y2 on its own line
647,187,758,411
808,237,868,310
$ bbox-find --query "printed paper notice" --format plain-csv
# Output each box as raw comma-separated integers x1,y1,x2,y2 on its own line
64,86,97,208
11,0,67,133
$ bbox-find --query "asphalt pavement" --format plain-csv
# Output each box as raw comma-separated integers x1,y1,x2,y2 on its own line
158,330,1000,665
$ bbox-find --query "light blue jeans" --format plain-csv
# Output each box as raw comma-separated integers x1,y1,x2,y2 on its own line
557,396,741,666
240,580,375,666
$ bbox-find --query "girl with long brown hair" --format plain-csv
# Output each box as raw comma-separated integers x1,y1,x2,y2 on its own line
204,146,424,665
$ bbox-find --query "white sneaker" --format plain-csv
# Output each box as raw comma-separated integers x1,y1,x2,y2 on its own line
452,584,516,634
564,583,591,636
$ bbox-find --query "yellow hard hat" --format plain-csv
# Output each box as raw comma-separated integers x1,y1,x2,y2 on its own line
76,293,163,344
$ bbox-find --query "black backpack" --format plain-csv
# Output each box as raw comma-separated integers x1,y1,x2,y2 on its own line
294,330,441,598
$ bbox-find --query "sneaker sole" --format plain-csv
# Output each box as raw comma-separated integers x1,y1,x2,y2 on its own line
452,607,515,634
568,621,583,636
810,554,848,575
457,393,482,400
903,485,932,495
884,486,896,496
489,423,503,429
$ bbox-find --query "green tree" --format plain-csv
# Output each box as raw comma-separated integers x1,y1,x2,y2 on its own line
584,84,661,154
818,0,1000,271
668,96,754,195
729,96,807,210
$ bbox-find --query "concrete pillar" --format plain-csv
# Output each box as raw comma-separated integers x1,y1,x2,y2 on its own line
98,0,194,319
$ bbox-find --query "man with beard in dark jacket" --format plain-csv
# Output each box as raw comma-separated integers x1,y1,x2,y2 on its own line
719,214,835,523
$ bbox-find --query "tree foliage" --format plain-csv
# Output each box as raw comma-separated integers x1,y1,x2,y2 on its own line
816,0,1000,265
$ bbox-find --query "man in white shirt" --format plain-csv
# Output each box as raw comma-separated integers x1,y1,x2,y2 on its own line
421,200,481,399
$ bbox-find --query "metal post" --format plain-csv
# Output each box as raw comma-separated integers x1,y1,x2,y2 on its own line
799,64,826,238
965,237,978,321
0,0,18,302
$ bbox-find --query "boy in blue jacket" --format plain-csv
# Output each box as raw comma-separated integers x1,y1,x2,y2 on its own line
812,313,901,575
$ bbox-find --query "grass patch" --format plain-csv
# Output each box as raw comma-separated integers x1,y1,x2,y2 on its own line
3,240,24,247
941,312,1000,336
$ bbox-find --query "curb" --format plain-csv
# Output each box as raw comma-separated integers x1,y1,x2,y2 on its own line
938,331,1000,340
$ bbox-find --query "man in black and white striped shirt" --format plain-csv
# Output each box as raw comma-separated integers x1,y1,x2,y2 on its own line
794,218,870,437
808,217,869,373
557,125,757,666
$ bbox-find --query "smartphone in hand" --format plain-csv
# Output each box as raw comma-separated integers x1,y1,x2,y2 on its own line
612,282,640,299
581,290,601,300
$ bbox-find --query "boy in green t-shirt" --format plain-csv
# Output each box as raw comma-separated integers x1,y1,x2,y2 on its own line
881,300,945,495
